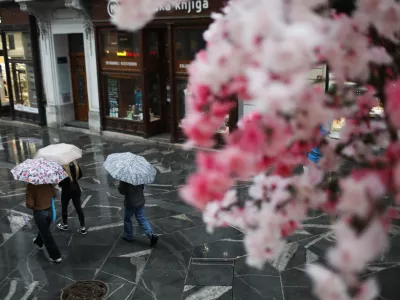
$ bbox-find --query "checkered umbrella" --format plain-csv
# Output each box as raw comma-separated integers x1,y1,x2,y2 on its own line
103,152,157,185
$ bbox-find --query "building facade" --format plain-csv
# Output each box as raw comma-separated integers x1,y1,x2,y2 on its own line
90,0,236,142
17,0,101,132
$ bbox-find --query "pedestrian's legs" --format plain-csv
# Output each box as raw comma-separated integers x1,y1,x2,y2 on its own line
34,209,61,260
34,232,43,248
123,207,135,241
71,193,85,227
134,206,153,238
61,192,71,225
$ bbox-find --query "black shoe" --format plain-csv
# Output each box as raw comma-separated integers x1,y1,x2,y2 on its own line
57,223,68,231
78,227,87,235
150,234,158,247
33,238,43,250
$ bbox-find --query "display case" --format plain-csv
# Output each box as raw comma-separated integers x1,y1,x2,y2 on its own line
0,6,45,124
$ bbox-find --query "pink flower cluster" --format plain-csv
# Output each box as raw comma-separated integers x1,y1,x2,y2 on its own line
113,0,400,299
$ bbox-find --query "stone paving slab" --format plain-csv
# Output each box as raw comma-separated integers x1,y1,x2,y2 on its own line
0,124,398,299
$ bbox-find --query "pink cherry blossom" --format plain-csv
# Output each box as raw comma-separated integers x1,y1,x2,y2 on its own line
114,0,400,299
307,264,351,300
386,78,400,129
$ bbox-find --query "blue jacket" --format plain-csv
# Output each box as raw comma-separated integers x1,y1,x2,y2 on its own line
307,126,327,163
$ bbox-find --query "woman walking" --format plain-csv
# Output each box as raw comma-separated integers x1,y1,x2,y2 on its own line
57,161,86,234
118,181,158,246
26,183,62,263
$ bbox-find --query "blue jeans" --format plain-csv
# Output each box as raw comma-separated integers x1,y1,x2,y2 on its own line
124,205,153,241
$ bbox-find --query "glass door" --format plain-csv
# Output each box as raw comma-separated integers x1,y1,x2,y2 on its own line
143,28,169,136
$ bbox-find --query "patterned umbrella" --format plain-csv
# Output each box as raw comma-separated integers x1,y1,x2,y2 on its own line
35,143,82,165
11,158,68,185
104,152,157,185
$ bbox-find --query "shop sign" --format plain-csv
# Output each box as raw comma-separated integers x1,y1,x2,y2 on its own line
157,0,225,18
14,104,39,114
158,0,209,14
92,0,225,22
101,56,141,72
107,0,119,17
105,60,138,67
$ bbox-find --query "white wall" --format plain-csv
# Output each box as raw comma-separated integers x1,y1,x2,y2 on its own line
53,34,72,105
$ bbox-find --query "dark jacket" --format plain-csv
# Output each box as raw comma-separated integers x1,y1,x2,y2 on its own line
59,162,83,196
26,184,56,211
118,182,145,208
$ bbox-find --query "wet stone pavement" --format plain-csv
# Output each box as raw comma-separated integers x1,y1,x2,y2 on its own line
0,124,399,300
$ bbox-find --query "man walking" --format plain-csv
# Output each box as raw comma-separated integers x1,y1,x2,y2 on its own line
118,182,158,246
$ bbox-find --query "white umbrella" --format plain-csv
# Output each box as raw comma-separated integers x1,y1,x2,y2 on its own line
35,143,82,165
104,152,157,185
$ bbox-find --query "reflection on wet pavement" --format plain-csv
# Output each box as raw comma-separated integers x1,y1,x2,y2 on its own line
0,124,399,299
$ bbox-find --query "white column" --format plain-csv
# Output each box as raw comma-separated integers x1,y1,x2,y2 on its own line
39,28,62,128
84,30,101,133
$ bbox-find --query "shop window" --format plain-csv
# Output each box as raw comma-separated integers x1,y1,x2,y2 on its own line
9,62,38,113
101,30,140,58
105,75,143,121
0,59,8,107
6,32,32,60
176,28,206,61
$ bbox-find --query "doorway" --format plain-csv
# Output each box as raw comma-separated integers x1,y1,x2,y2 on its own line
143,28,172,136
69,34,88,122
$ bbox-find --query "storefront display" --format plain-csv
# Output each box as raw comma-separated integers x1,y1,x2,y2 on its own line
9,62,38,113
91,0,235,140
0,60,9,107
0,5,44,123
105,76,144,121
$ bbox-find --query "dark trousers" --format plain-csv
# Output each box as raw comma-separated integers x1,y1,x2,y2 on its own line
34,208,61,260
61,191,85,227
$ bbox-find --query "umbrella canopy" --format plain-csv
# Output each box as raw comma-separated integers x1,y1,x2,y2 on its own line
104,152,157,185
11,158,68,185
35,143,82,165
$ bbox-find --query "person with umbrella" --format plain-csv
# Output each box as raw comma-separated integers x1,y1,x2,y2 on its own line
118,181,158,246
57,160,86,235
12,158,67,263
104,152,158,246
34,143,87,235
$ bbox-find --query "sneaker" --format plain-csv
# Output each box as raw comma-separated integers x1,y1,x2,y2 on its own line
50,257,62,264
150,234,158,247
78,227,87,235
57,223,68,231
33,238,43,250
